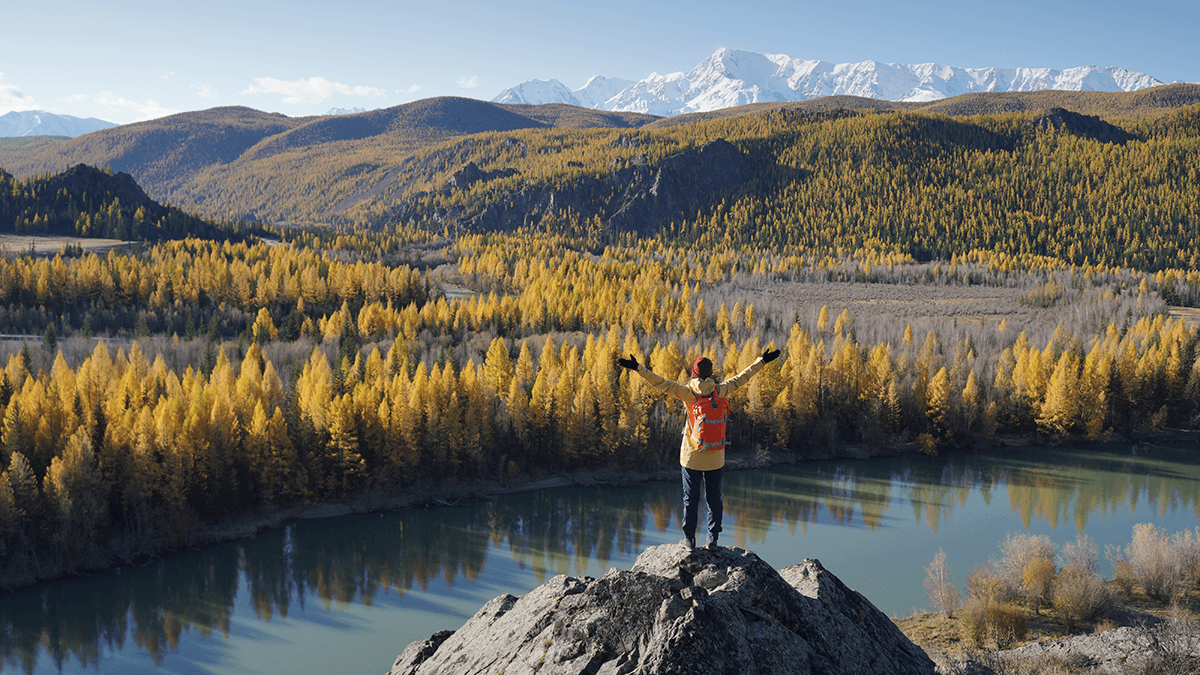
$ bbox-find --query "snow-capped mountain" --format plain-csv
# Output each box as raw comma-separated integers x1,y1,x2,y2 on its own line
492,80,580,106
493,48,1166,116
574,75,638,108
0,110,116,138
325,107,368,115
494,75,638,109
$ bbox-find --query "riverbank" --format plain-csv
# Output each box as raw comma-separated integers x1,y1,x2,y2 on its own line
896,585,1200,673
5,427,1196,592
0,442,859,590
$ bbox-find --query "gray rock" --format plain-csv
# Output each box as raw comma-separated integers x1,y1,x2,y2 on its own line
939,624,1200,675
387,544,936,675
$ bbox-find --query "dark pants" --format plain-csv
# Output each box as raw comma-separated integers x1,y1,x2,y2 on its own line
681,466,723,541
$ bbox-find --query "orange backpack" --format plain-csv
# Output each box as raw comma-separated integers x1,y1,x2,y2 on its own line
685,390,728,452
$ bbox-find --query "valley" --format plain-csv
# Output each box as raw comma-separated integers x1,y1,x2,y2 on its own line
0,90,1198,621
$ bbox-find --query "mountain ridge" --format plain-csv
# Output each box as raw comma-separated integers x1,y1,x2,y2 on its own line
0,110,117,138
1,87,1198,228
494,48,1170,116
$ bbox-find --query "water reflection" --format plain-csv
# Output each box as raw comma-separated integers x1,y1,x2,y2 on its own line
2,443,1197,674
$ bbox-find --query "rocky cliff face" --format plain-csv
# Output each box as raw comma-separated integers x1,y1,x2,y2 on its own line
391,138,752,237
387,544,935,675
1028,108,1133,144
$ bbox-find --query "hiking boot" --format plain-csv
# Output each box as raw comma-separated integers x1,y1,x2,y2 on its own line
680,536,696,551
706,537,719,551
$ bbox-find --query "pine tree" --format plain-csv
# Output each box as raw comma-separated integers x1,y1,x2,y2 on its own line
483,337,514,395
1039,351,1081,436
816,305,830,333
5,452,44,572
251,307,278,344
923,367,953,454
326,395,364,494
42,430,105,564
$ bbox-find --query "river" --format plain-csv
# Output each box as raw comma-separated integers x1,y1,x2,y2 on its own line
1,442,1197,674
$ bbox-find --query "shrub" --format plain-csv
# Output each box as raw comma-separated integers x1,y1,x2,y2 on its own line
966,565,1009,603
961,595,1029,649
998,532,1055,599
924,548,962,618
1126,523,1184,603
1172,527,1200,587
1111,558,1137,599
1021,553,1056,614
965,601,1029,650
987,602,1030,649
1051,565,1113,631
960,597,990,648
1059,533,1100,576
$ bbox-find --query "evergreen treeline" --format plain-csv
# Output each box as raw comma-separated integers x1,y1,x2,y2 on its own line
2,229,1198,588
0,237,431,340
382,103,1200,272
0,164,234,241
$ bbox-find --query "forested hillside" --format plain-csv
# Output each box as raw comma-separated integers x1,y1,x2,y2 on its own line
0,163,233,241
378,101,1200,271
0,86,1197,233
0,99,658,224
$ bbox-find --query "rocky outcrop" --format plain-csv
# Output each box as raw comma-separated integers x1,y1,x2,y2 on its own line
392,138,754,236
444,161,520,190
387,544,935,675
941,624,1200,675
1028,108,1132,144
603,138,750,234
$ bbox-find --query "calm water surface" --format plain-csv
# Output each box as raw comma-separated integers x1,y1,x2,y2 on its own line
2,442,1197,674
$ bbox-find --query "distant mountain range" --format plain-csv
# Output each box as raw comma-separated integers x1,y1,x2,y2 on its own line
2,85,1199,227
493,48,1168,116
0,110,117,138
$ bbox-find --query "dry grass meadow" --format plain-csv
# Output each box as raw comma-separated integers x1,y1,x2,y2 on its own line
0,233,131,258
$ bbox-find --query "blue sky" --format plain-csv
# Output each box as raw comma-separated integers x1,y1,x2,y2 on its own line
3,0,1196,125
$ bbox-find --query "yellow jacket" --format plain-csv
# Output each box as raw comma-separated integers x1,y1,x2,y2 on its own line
632,357,766,470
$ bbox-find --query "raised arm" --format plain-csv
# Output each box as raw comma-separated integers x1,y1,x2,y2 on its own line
716,348,780,397
616,353,697,402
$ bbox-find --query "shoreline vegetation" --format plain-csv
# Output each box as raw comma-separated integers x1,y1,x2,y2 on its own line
897,589,1200,674
5,427,1197,594
897,530,1200,675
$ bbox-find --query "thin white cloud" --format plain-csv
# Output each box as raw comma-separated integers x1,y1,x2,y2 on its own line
0,72,37,112
457,75,479,89
192,83,217,99
408,84,422,93
158,70,175,79
243,76,387,104
93,92,179,121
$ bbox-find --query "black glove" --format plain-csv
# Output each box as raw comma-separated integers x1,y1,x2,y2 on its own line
761,348,781,363
616,353,640,371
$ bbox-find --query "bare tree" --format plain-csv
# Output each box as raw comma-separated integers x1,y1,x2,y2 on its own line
924,547,962,618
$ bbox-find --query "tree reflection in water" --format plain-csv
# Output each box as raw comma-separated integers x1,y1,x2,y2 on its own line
2,443,1197,674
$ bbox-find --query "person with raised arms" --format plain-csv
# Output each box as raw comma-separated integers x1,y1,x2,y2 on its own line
617,347,780,551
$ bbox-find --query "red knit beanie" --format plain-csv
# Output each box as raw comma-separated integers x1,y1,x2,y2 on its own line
691,357,712,379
